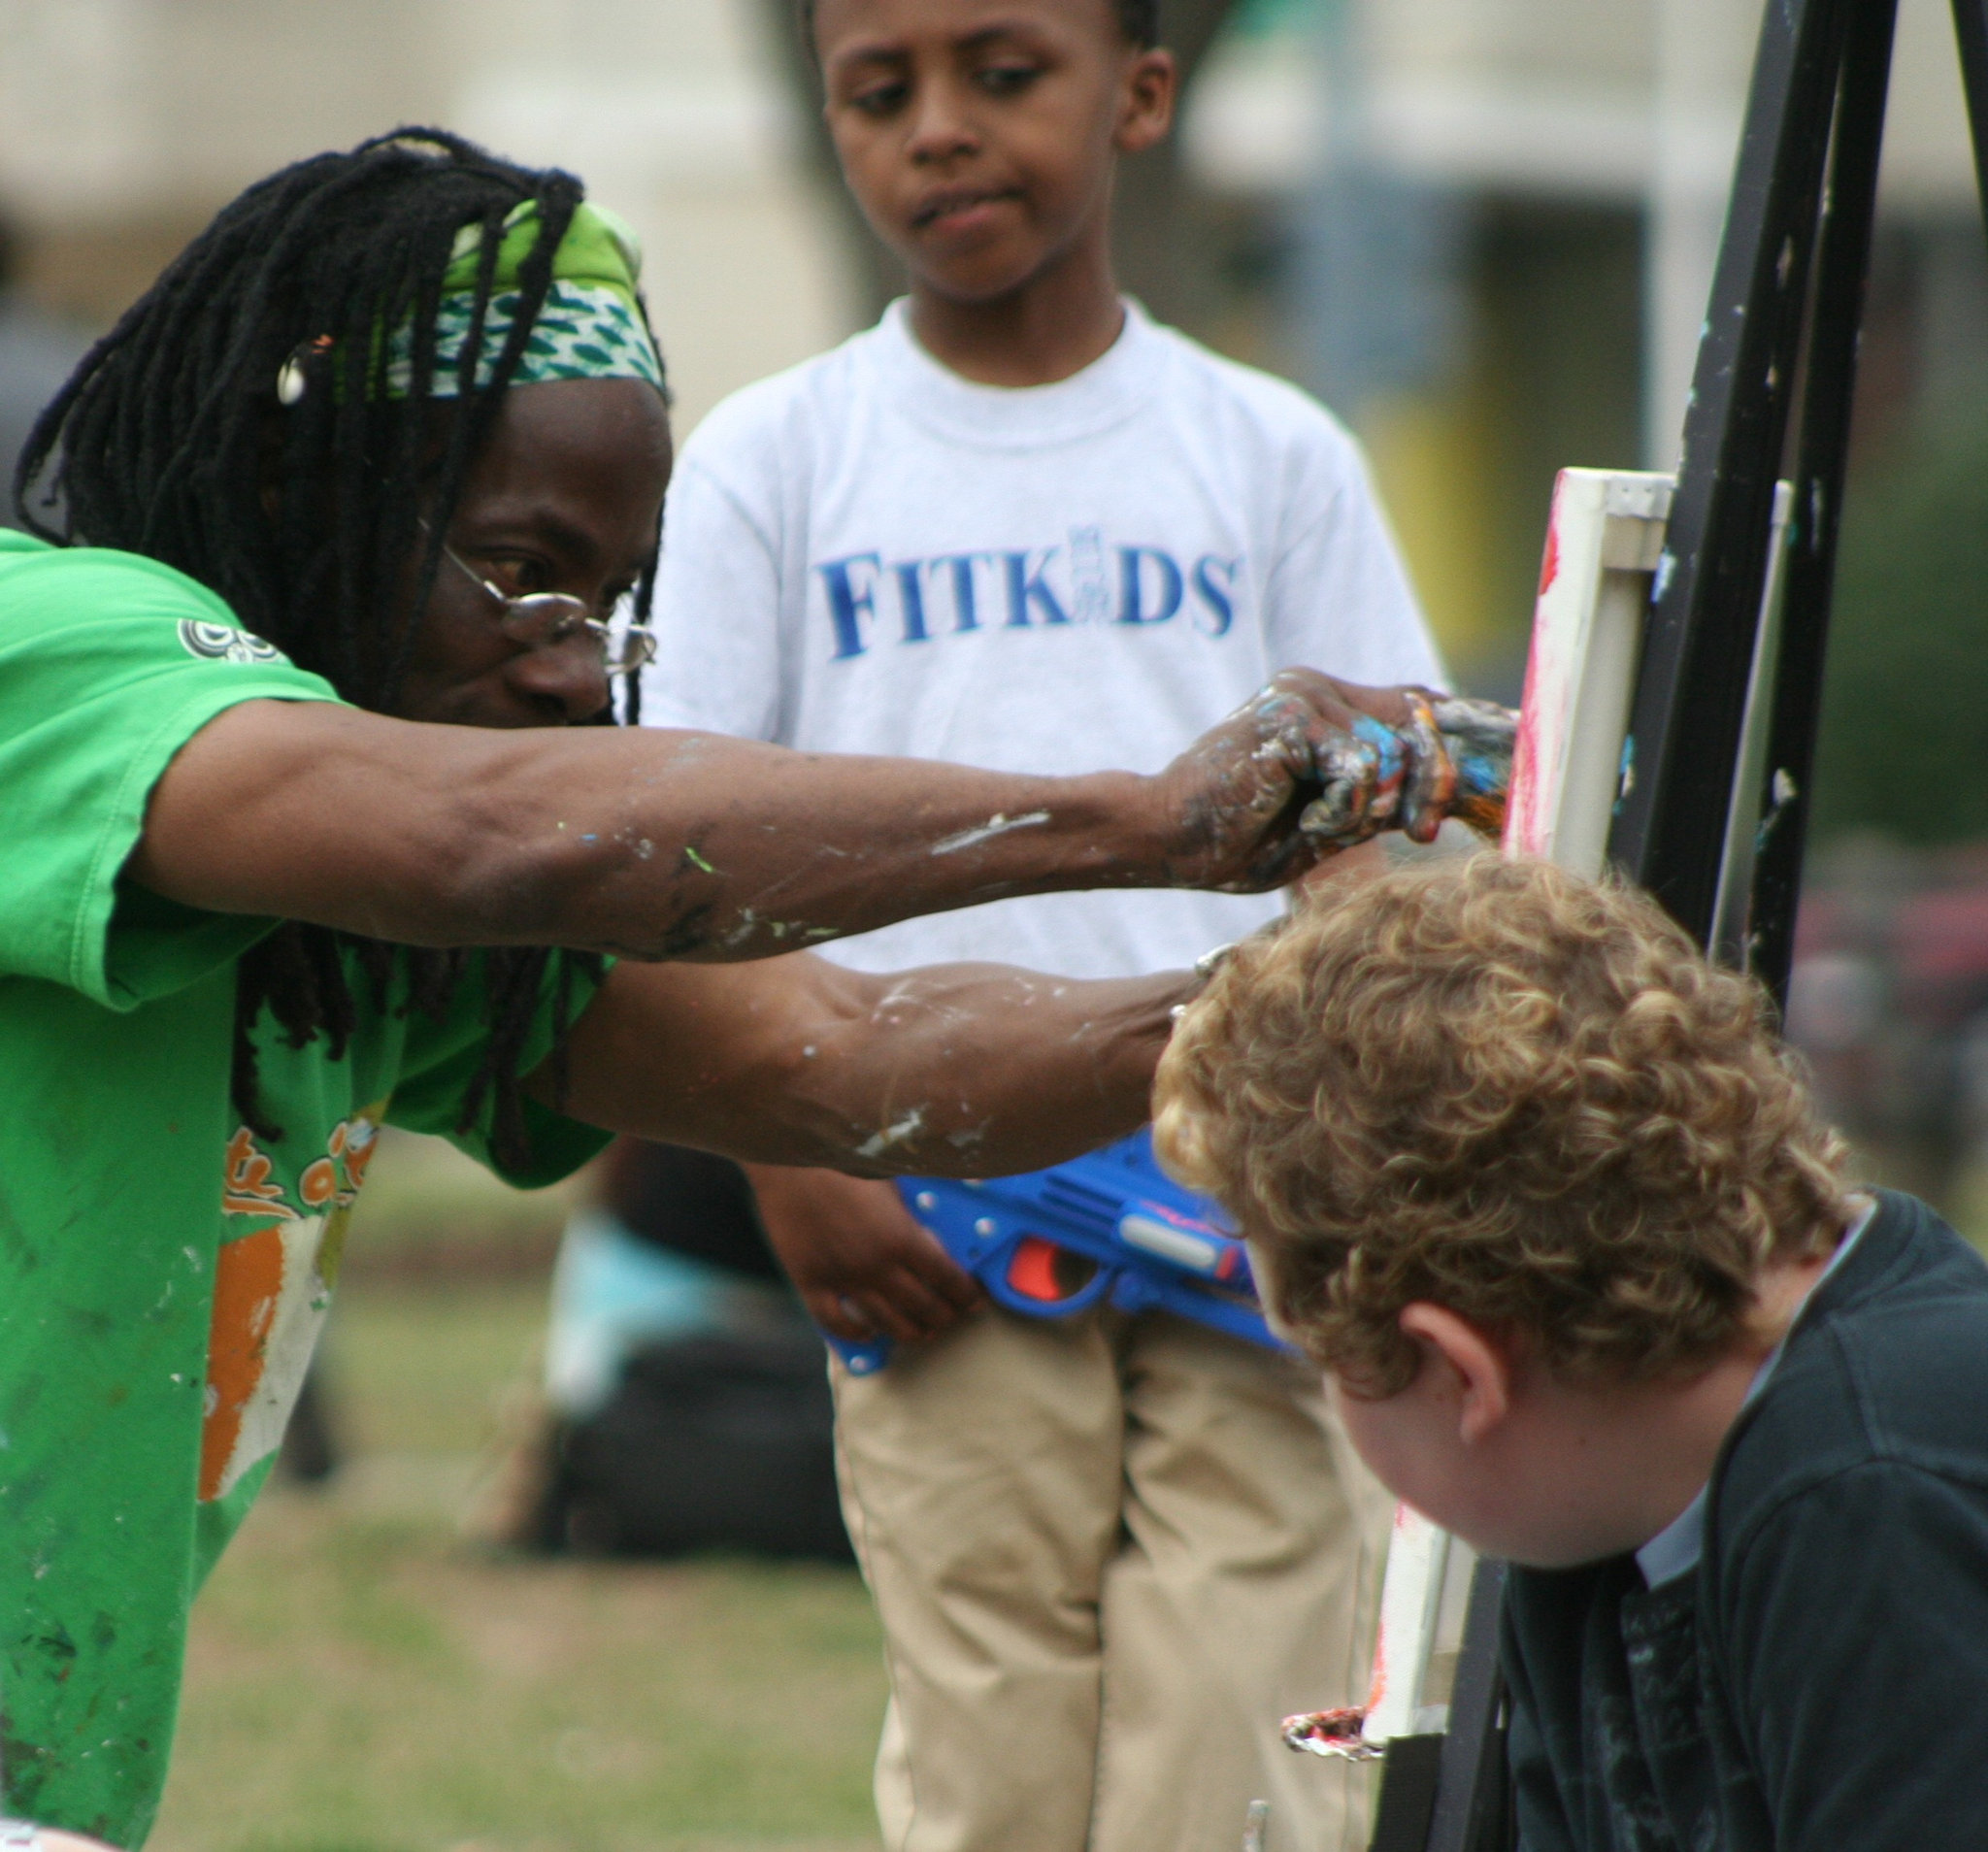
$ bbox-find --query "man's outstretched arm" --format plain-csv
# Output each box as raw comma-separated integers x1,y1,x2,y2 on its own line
128,672,1447,961
541,950,1186,1180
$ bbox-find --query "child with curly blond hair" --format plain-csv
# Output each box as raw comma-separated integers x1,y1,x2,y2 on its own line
1157,853,1988,1851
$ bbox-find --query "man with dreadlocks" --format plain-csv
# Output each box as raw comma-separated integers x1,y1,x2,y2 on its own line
0,131,1479,1847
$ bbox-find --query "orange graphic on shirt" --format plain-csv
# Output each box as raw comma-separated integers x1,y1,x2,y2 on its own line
299,1158,339,1209
200,1105,387,1501
333,1116,380,1191
197,1225,287,1500
222,1127,296,1220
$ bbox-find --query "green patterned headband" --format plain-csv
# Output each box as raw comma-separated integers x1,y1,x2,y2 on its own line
377,199,666,398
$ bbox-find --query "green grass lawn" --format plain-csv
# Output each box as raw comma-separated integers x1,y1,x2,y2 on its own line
149,1137,888,1852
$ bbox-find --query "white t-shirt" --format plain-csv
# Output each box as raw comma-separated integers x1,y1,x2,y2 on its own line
642,299,1442,980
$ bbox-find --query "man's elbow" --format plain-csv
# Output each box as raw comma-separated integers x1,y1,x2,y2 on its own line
400,813,603,947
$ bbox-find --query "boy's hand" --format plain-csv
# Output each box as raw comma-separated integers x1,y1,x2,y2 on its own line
744,1163,984,1345
1153,671,1492,893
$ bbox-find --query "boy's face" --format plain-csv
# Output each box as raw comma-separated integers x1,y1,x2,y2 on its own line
1327,1306,1724,1571
1326,1352,1596,1568
812,0,1174,304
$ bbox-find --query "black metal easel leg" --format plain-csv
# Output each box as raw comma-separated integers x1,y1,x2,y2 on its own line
1607,0,1859,926
1745,0,1899,1009
1952,0,1988,245
1368,1561,1510,1852
1422,1561,1511,1852
1370,1736,1445,1852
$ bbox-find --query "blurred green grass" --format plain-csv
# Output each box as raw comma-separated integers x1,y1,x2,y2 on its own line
149,1134,887,1852
329,1128,581,1280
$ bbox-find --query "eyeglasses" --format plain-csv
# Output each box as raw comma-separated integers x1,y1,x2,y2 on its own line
431,532,656,678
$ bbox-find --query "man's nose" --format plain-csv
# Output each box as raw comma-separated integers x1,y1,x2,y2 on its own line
506,636,613,724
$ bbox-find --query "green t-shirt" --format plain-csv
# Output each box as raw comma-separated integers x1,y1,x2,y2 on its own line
0,531,611,1844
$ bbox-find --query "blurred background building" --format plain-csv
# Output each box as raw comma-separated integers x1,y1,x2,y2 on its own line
5,0,1988,1194
2,0,1983,677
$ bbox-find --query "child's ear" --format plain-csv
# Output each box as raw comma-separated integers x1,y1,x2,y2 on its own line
1399,1303,1513,1446
1115,49,1177,155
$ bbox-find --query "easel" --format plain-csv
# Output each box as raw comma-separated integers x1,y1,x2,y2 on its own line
1326,2,1988,1847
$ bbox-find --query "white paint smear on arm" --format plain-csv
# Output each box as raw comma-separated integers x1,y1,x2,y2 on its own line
929,811,1052,857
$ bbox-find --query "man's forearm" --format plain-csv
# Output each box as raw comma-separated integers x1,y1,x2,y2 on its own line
552,955,1190,1176
785,965,1187,1176
460,727,1174,962
134,704,1172,958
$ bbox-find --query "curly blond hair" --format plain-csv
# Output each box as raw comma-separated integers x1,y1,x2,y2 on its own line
1155,855,1852,1394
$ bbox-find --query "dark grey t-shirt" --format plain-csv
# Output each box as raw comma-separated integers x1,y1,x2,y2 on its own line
1502,1191,1988,1850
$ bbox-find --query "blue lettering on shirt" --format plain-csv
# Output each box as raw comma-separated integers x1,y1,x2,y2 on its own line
894,560,931,643
1117,546,1183,625
1193,556,1239,638
1005,549,1071,627
1070,526,1112,623
818,536,1243,659
942,554,989,634
820,552,884,659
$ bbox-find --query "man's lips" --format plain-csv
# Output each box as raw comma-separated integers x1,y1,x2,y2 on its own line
911,186,1020,230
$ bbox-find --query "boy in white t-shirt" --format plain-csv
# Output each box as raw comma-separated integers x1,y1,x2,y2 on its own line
640,2,1443,1846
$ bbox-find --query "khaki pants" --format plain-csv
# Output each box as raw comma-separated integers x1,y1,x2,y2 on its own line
832,1306,1390,1852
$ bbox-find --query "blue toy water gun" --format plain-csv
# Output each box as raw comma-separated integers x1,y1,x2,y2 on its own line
830,1129,1285,1374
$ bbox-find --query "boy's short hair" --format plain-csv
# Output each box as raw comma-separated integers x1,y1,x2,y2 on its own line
800,0,1161,50
1154,855,1852,1395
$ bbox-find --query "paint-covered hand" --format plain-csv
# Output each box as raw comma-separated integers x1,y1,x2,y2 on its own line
1297,692,1517,849
744,1162,984,1345
1420,695,1517,843
1154,672,1514,892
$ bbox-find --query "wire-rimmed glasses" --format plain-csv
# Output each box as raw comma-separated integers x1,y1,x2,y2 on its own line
430,532,656,678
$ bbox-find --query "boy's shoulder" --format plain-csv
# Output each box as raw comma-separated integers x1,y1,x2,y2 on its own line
1687,1193,1988,1840
1143,316,1342,423
1136,314,1366,466
673,320,890,478
1715,1191,1988,1541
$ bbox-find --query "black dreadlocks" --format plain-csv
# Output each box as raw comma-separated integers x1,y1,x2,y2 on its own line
14,129,662,1169
798,0,1160,50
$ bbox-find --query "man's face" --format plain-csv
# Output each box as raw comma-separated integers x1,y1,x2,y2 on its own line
392,376,672,729
812,0,1172,304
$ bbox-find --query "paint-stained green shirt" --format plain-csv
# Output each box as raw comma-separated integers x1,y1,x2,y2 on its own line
0,531,607,1844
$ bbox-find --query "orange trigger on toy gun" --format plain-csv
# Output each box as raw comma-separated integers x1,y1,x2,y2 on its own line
1008,1237,1066,1303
